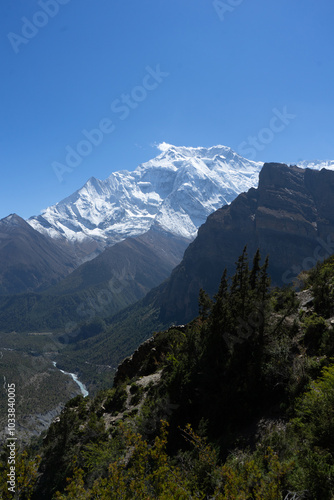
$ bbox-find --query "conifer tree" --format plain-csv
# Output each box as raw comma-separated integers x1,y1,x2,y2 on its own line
250,248,261,290
258,255,270,303
216,269,228,301
230,246,250,320
198,288,212,320
210,269,230,335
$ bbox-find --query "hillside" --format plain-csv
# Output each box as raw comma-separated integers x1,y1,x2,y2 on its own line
0,214,76,295
47,228,188,297
0,229,188,333
5,251,334,499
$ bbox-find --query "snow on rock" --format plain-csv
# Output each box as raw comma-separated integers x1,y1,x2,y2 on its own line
296,160,334,171
29,145,334,254
28,145,263,251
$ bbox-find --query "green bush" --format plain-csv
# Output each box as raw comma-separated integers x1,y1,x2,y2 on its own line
302,313,327,353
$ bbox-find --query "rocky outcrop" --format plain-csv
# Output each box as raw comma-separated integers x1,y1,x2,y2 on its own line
158,163,334,324
113,337,157,385
114,324,186,385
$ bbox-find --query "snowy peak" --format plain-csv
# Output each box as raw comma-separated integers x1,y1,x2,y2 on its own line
153,143,259,171
28,145,263,256
296,159,334,171
27,145,334,260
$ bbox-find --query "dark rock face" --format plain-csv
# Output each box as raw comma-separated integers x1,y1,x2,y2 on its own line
0,214,76,294
158,163,334,324
113,337,156,385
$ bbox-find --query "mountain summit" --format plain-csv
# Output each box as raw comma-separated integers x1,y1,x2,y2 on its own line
28,145,263,257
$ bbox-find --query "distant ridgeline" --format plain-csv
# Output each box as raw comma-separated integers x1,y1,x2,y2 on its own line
0,145,263,332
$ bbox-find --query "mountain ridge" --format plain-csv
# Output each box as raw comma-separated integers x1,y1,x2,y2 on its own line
27,145,334,264
28,145,263,259
0,213,76,295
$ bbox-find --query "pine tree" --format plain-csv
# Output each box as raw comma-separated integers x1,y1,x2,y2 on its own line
250,248,261,290
258,255,270,303
198,288,212,320
230,246,250,320
210,269,230,335
216,269,228,301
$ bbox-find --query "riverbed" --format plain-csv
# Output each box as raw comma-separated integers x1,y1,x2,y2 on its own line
52,361,89,397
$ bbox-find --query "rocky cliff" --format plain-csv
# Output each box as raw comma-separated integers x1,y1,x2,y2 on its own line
158,163,334,324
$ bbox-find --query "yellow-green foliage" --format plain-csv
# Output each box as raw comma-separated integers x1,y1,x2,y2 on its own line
217,448,293,500
55,421,294,500
10,250,334,499
0,450,41,500
294,363,334,447
55,421,194,499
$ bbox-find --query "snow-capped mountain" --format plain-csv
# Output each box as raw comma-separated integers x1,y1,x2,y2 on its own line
28,145,334,259
28,144,263,255
296,159,334,171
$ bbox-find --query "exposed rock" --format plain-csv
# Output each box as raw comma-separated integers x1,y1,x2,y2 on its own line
113,337,157,385
114,323,188,385
157,163,334,324
297,289,314,309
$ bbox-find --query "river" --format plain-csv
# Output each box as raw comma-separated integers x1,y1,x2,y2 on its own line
52,362,89,397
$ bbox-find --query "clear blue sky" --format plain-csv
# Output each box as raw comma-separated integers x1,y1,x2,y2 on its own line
1,0,334,219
